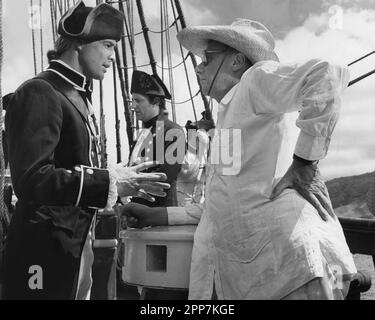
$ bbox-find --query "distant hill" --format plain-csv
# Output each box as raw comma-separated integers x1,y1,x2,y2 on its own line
326,172,375,219
327,172,373,209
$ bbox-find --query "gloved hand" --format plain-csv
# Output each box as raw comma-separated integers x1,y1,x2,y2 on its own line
117,202,168,228
111,161,170,203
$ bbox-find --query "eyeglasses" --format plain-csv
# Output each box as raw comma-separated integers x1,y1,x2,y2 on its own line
201,49,226,66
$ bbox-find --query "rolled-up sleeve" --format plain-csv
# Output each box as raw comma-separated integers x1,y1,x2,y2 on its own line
167,203,203,225
248,59,350,160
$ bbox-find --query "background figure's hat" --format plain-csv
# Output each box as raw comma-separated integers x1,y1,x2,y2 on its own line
131,70,172,100
176,18,279,64
58,1,124,42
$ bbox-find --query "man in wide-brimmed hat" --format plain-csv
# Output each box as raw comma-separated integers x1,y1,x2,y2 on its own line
175,18,357,300
2,1,170,300
122,19,357,300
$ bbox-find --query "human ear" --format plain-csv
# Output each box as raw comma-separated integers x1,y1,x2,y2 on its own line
152,97,161,106
232,53,247,72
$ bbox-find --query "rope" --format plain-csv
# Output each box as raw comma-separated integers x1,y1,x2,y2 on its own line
0,0,10,232
156,53,189,70
149,21,178,34
160,0,164,81
120,55,189,71
126,0,137,69
165,90,201,105
170,0,197,122
348,68,375,87
348,50,375,66
50,0,56,44
163,0,176,121
39,0,44,70
112,60,122,163
30,0,38,75
122,30,143,38
121,21,178,38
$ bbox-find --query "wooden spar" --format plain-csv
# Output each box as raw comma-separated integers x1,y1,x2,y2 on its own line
136,0,157,75
115,46,134,151
173,0,212,122
99,80,108,168
112,60,122,163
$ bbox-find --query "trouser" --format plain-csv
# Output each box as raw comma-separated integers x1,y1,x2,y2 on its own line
75,219,95,300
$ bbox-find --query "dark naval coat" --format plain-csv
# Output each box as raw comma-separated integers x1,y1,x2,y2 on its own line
130,114,185,207
2,61,109,299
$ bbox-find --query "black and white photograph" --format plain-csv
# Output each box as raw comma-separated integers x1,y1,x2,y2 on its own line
0,0,375,307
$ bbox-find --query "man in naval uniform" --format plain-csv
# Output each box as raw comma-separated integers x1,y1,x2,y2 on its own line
129,70,185,207
1,1,169,300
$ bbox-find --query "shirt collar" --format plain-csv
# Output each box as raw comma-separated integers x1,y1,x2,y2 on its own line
218,83,238,111
48,60,90,92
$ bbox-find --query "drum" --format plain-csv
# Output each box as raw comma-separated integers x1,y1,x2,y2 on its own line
120,225,196,289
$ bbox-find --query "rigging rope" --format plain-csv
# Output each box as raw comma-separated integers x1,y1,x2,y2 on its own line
0,0,10,231
50,0,56,44
119,54,190,70
165,89,201,105
160,0,164,81
121,21,178,38
39,0,44,71
348,50,375,66
163,0,176,121
157,53,189,70
125,0,137,70
30,0,38,75
170,0,197,122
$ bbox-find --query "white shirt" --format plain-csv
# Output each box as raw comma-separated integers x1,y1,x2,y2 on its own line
169,59,357,299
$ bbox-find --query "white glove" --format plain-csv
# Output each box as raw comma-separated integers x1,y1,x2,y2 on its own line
109,161,170,203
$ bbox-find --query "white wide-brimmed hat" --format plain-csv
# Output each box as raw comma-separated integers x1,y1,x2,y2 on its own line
176,18,279,63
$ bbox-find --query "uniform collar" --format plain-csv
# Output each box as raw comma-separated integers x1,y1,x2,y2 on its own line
48,60,92,93
144,114,161,129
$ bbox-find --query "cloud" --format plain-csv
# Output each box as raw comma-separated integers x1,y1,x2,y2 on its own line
3,0,375,180
274,6,375,179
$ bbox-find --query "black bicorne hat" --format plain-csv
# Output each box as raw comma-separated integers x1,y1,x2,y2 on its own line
58,1,124,42
131,70,172,100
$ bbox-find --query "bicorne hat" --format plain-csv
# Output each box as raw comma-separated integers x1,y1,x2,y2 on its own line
58,1,124,42
131,70,172,100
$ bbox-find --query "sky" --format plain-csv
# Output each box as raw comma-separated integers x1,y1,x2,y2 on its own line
2,0,375,180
